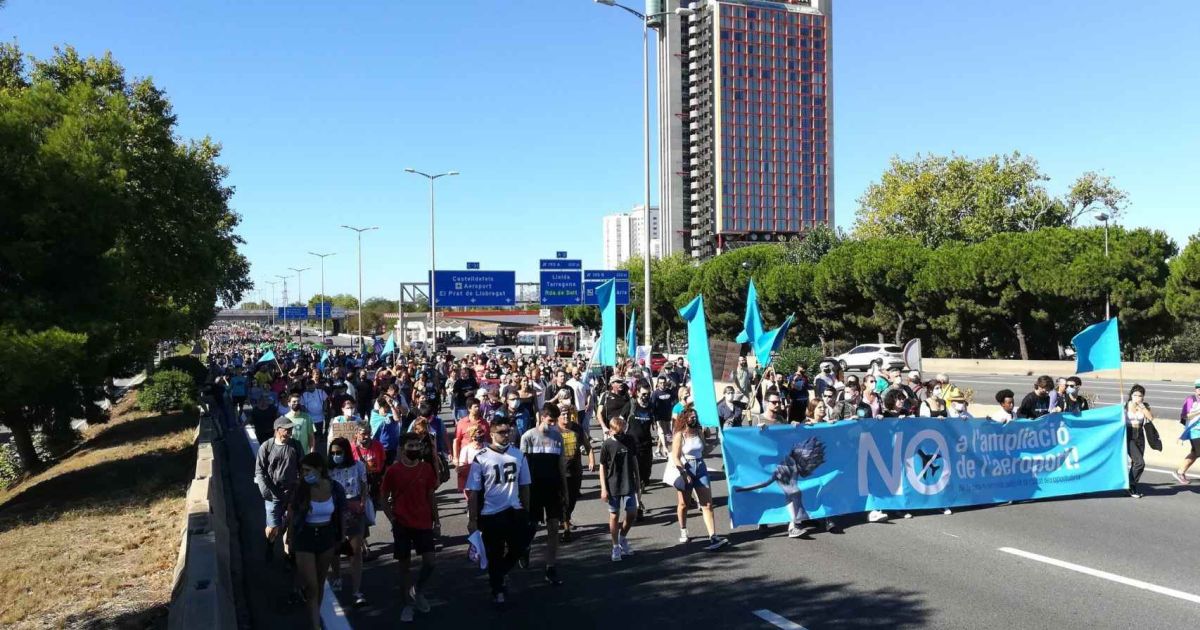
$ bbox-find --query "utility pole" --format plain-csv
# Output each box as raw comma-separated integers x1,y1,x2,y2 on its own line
309,252,335,339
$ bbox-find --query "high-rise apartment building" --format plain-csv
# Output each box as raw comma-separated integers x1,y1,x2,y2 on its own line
658,0,833,259
602,205,662,270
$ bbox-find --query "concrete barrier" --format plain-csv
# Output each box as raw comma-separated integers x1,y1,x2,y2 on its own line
922,358,1200,382
167,413,237,630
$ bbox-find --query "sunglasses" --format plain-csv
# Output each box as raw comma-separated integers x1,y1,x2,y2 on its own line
767,400,782,405
493,429,511,435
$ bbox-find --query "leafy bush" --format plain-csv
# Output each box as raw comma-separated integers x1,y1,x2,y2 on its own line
157,355,208,387
138,369,198,413
1130,321,1200,363
0,432,55,486
773,345,824,376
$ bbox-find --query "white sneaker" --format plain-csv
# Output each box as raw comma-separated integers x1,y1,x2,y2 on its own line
409,586,430,613
400,605,415,622
678,528,689,544
611,545,623,562
903,512,913,519
787,525,805,539
618,536,633,557
868,510,889,523
943,508,952,515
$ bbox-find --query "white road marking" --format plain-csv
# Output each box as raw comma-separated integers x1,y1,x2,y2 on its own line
753,609,809,630
1145,467,1200,480
942,532,960,538
321,584,353,629
998,547,1200,605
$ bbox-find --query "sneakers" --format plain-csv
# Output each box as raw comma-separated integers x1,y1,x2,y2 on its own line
1172,470,1190,484
352,592,367,607
492,591,506,607
618,536,633,557
823,519,841,533
1129,491,1144,499
545,566,564,586
518,550,530,569
635,506,646,522
678,528,689,544
787,525,805,539
942,508,953,515
409,586,431,613
611,545,623,562
330,577,343,593
704,535,730,551
400,605,415,622
868,510,889,523
903,512,913,519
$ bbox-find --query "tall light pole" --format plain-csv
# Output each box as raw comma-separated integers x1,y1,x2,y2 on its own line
289,266,310,343
404,168,459,352
341,225,379,346
595,0,694,351
264,280,280,327
1095,212,1111,320
308,251,335,338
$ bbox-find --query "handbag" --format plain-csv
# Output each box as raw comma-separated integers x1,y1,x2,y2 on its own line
363,495,376,527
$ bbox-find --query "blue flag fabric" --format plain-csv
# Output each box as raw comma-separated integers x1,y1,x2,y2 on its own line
598,279,617,367
679,295,719,428
380,334,396,359
318,350,329,370
1071,318,1121,374
735,279,765,346
256,350,276,364
754,314,794,367
627,311,637,358
722,407,1128,526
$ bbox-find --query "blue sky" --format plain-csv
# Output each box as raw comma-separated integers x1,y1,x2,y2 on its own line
4,0,1198,305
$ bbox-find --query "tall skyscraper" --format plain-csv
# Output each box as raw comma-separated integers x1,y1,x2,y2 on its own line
658,0,833,259
602,205,662,270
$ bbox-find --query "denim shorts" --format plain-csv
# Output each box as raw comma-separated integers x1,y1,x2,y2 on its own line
606,494,638,515
264,499,288,528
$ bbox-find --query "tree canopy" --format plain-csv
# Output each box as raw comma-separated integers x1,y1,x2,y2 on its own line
0,44,250,469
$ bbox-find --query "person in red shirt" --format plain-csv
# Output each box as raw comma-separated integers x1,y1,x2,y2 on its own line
453,399,490,464
380,433,439,623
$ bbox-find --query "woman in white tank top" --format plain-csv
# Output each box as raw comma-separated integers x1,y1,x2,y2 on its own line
665,408,729,551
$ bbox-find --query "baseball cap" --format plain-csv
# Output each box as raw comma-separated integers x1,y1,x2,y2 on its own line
1194,378,1200,387
273,417,298,430
908,370,920,379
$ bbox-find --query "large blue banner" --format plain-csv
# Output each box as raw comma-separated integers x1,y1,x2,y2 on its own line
722,407,1128,527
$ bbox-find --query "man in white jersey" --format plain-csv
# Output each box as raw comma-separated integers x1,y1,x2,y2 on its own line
467,418,532,606
519,403,567,586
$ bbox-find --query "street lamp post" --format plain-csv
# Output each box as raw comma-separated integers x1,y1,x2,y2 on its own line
308,252,335,339
404,168,459,353
1095,212,1111,320
264,280,280,327
289,267,310,344
595,0,694,351
341,225,379,347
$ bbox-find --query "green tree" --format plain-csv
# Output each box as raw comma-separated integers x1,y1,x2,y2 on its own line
1166,233,1200,324
686,245,787,340
622,253,696,345
0,45,249,468
563,306,601,331
853,152,1128,248
240,300,271,309
0,328,88,472
780,223,845,265
811,241,877,348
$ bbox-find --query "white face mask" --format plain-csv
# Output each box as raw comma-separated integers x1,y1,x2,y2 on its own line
952,402,965,413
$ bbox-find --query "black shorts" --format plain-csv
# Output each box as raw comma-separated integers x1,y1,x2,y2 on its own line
1190,437,1200,459
392,525,435,559
528,481,564,523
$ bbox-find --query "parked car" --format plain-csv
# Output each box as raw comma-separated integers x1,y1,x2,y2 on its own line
650,352,668,374
834,343,905,372
495,347,515,360
477,340,496,354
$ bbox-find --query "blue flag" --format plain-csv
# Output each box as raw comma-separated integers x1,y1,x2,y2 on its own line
1071,319,1121,374
627,310,637,358
735,279,765,346
256,350,276,364
598,279,617,366
679,295,719,428
380,333,396,359
318,350,330,370
754,314,794,367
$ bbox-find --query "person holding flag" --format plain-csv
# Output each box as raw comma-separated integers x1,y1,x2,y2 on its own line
1174,379,1200,484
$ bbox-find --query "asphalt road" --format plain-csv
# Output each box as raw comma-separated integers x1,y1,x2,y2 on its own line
918,372,1199,412
332,424,1200,630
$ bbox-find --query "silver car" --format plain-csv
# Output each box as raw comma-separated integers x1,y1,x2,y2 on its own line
835,343,905,372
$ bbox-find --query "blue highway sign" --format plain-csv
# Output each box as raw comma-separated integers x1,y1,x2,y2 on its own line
540,258,582,270
277,306,310,320
430,270,516,307
583,270,630,306
539,269,582,306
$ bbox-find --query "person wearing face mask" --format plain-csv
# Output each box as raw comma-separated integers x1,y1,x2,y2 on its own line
665,409,729,550
250,394,279,446
652,377,679,458
300,379,330,442
831,384,868,420
814,361,839,398
627,386,656,504
256,417,302,562
1059,377,1090,414
381,433,440,623
599,416,640,562
287,452,346,629
519,403,568,586
467,419,533,607
494,392,533,437
458,423,490,499
1048,377,1069,413
1124,384,1157,498
328,400,362,448
598,378,632,437
326,437,368,607
947,392,974,419
454,399,491,470
283,393,316,455
371,397,401,466
732,355,755,413
918,393,948,418
718,386,742,428
786,365,811,423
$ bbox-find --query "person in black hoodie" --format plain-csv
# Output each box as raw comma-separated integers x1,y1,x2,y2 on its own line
627,385,657,516
1017,375,1054,419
